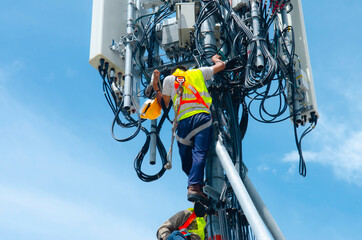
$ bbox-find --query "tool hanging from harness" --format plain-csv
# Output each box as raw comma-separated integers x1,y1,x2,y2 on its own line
178,208,206,240
165,75,184,169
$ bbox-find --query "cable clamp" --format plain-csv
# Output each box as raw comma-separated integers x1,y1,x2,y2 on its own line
149,131,158,136
251,36,265,42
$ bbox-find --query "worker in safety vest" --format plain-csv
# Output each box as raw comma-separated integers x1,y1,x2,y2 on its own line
156,208,207,240
153,55,226,204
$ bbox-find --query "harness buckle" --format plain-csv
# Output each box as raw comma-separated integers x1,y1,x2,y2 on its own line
176,76,185,83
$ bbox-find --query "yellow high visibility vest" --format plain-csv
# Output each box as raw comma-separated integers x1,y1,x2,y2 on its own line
172,69,212,121
178,208,206,240
189,215,206,240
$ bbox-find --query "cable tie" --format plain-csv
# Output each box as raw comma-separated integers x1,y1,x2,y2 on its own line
149,131,158,135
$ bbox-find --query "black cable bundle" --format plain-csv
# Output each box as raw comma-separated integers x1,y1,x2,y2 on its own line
133,131,168,182
133,3,174,86
96,0,318,182
133,102,172,182
194,0,220,66
111,101,143,142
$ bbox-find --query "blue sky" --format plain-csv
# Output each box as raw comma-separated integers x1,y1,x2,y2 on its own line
0,0,361,239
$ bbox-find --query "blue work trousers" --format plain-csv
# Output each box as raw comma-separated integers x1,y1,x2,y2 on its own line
177,113,213,186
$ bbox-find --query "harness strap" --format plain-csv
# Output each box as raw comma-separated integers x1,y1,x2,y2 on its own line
182,81,209,108
175,119,212,146
179,211,197,235
174,77,209,116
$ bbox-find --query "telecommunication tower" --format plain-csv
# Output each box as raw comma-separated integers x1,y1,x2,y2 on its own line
89,0,318,239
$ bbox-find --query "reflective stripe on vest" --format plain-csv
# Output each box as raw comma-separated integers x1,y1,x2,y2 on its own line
179,208,206,240
172,69,212,122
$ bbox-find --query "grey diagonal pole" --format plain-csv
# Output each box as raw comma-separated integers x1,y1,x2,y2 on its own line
215,135,272,240
243,175,286,240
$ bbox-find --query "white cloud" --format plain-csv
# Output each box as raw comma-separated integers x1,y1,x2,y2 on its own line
257,164,270,172
281,115,362,186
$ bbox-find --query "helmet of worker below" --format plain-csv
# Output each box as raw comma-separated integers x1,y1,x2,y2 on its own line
140,98,161,120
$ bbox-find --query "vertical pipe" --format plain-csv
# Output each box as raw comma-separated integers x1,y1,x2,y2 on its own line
251,0,264,70
149,5,159,166
216,135,272,240
123,0,135,110
200,7,216,58
200,4,221,238
243,175,286,240
149,119,157,165
220,7,229,58
135,0,141,12
280,7,293,66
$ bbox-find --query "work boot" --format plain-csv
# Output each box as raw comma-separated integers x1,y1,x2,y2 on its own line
187,184,209,205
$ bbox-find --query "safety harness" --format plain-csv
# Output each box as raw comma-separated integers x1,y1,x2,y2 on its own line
174,76,210,116
178,211,196,235
178,209,206,240
166,69,213,168
173,73,212,146
172,69,212,122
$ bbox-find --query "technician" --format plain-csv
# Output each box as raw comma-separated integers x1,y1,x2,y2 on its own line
156,208,206,240
153,54,225,204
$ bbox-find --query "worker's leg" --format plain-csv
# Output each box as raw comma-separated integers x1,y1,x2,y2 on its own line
177,116,194,176
188,116,212,186
177,113,212,186
178,142,192,175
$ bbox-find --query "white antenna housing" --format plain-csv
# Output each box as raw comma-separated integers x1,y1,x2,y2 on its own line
89,0,128,76
280,0,319,125
290,0,319,123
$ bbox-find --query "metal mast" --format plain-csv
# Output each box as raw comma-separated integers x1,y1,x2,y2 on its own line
89,0,319,239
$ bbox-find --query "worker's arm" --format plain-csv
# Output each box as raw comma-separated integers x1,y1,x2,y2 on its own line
156,210,191,240
211,54,226,74
153,69,171,108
